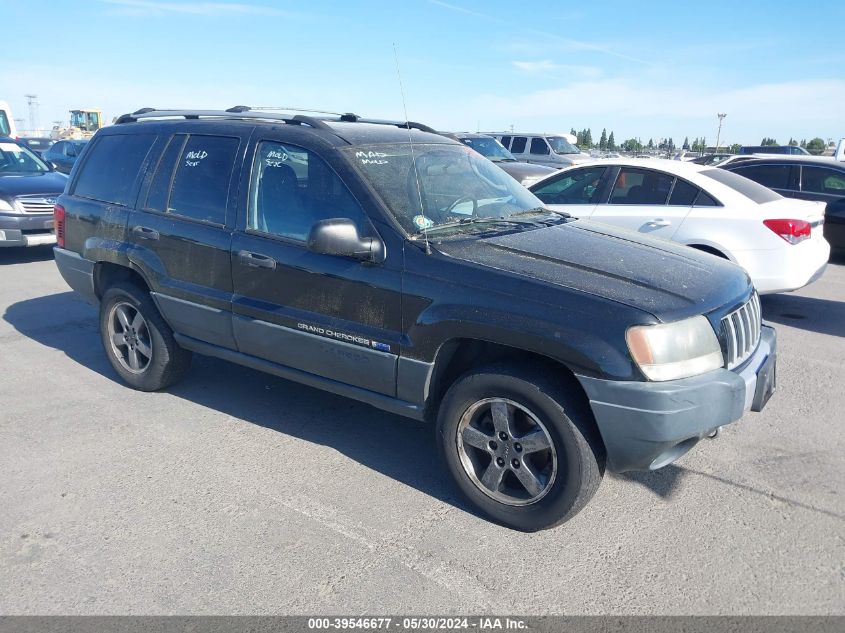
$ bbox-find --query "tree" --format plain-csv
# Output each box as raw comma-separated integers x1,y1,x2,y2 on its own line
806,137,826,155
788,138,798,146
668,137,675,151
728,143,741,154
682,136,690,150
760,137,778,146
800,139,807,148
584,128,593,148
599,128,607,151
570,127,577,137
647,138,654,149
607,131,616,150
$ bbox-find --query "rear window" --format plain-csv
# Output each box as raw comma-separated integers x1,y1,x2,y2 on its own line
700,168,782,204
73,134,155,206
730,164,791,189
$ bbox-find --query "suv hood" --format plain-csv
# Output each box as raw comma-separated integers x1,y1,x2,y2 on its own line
434,219,751,321
0,171,68,198
497,161,557,183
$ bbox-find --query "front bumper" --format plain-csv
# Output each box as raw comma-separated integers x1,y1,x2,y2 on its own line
0,213,56,247
576,325,776,472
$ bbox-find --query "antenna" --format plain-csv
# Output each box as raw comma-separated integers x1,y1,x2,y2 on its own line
392,43,431,255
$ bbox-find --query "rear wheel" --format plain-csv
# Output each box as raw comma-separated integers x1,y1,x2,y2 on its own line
99,282,191,391
437,364,604,531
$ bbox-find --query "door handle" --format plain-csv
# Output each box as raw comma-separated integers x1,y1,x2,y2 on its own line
646,219,671,227
238,250,276,269
132,226,160,240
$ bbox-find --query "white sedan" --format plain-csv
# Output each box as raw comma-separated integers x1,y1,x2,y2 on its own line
528,158,830,294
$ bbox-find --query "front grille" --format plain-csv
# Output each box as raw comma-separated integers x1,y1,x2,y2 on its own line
15,196,56,214
721,293,761,370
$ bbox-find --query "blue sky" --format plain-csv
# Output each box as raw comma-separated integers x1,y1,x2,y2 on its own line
3,0,844,145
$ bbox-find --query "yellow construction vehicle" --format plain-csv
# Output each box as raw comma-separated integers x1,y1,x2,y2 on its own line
51,109,105,140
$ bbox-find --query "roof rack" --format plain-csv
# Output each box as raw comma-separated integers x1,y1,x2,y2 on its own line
114,107,333,130
114,106,440,136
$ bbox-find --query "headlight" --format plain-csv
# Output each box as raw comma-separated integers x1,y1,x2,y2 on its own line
0,198,14,212
626,315,723,381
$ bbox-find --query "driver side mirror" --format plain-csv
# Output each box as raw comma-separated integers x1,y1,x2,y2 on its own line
307,218,385,263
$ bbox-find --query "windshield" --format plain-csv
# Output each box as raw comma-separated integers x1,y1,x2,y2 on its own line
0,112,10,136
546,136,581,155
459,136,516,162
347,143,547,236
0,140,50,174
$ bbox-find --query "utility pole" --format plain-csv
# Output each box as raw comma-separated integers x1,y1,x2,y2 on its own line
24,94,40,134
715,113,727,152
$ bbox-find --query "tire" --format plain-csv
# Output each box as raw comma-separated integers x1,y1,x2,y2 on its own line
437,364,604,531
99,281,192,391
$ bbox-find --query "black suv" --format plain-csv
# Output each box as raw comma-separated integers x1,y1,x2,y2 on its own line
53,107,777,531
722,156,845,252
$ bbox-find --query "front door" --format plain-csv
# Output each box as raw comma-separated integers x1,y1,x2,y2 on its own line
230,136,402,396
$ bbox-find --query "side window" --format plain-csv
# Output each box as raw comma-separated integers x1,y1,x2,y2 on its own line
668,179,699,205
609,168,673,205
802,166,845,195
145,134,187,212
732,164,790,189
52,142,66,156
73,134,156,206
248,140,366,242
66,143,78,157
530,138,550,155
532,167,607,205
510,137,527,153
500,136,512,149
693,191,718,206
167,135,239,224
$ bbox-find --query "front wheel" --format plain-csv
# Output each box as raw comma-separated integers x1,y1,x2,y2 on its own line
99,282,192,391
437,364,604,531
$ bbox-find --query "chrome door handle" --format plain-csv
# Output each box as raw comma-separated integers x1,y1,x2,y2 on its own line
132,226,160,240
647,219,671,227
238,250,276,269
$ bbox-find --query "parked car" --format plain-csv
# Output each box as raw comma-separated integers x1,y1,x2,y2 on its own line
738,145,810,156
739,145,810,156
54,107,776,531
689,153,734,166
43,139,88,174
722,156,845,252
489,132,591,168
17,137,56,158
449,133,557,186
529,158,829,294
0,137,67,247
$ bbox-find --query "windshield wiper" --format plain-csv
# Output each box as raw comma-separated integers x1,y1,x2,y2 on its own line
420,216,536,236
511,206,572,219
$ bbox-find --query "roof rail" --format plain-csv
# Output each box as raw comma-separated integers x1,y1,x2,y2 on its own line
113,107,333,130
113,106,440,136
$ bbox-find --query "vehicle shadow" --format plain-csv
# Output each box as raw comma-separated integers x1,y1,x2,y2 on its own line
615,463,844,520
761,294,845,337
3,291,473,517
0,245,54,264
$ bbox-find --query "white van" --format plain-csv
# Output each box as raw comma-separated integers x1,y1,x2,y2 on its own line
0,101,17,138
489,132,591,168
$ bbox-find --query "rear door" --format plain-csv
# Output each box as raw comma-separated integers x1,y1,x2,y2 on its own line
800,164,845,246
128,126,250,349
729,163,797,198
589,166,693,239
230,133,402,396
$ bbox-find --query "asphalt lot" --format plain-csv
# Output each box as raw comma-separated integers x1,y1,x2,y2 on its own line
0,246,843,615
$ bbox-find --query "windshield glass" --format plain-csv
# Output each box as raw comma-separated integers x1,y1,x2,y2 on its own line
0,112,10,136
346,143,546,236
459,136,515,162
0,140,50,174
546,136,581,155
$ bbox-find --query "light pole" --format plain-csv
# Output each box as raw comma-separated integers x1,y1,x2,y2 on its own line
715,113,727,152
